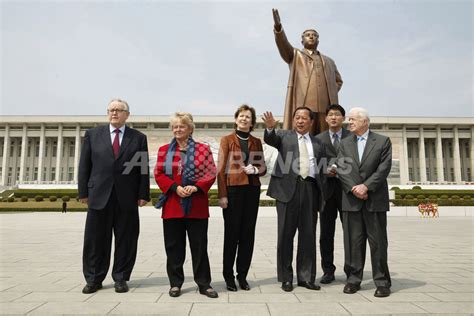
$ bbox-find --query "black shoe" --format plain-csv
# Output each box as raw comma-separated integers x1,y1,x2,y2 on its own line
297,281,321,290
82,283,102,294
238,279,250,291
281,281,293,292
226,280,237,292
114,281,129,293
374,286,391,297
320,273,335,284
343,283,360,294
199,287,219,298
169,287,181,297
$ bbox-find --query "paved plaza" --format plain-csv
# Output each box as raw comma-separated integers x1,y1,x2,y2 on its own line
0,207,473,315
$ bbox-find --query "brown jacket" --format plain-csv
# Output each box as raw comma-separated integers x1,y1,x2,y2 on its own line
274,28,343,130
217,133,267,198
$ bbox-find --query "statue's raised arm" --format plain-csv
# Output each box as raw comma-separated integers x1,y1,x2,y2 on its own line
272,8,282,32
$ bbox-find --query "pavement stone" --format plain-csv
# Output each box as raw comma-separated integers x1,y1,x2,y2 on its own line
0,208,472,315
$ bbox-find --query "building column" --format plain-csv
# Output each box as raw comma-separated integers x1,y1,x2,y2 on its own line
37,124,45,183
435,126,445,183
399,125,409,184
55,124,63,183
418,127,427,183
1,125,10,186
471,126,474,182
18,125,28,183
453,126,462,183
73,125,81,183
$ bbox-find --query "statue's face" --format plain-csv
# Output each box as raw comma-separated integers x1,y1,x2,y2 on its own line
301,30,319,50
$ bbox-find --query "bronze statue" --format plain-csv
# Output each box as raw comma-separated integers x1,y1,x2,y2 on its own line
273,9,343,135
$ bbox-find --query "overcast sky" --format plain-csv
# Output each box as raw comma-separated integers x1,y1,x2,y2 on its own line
1,0,472,117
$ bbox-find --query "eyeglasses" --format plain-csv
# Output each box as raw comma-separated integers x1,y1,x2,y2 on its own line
107,108,128,114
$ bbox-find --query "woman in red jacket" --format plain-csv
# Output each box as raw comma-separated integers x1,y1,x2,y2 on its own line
154,112,218,299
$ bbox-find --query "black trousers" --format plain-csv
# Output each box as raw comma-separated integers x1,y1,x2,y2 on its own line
276,178,318,283
163,218,212,290
342,208,391,287
82,189,139,284
319,189,342,275
222,185,260,282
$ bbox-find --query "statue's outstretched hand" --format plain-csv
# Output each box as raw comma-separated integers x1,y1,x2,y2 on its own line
272,8,282,32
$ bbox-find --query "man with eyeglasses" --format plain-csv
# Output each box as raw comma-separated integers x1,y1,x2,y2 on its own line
79,99,150,294
315,104,350,285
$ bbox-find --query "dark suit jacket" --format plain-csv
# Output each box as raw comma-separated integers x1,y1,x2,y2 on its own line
315,128,351,200
264,129,326,210
336,131,392,212
78,125,150,210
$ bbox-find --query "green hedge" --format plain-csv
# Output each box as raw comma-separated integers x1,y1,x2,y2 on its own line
391,199,474,206
0,207,87,212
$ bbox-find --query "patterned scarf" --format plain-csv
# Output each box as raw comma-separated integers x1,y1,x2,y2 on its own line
165,137,196,216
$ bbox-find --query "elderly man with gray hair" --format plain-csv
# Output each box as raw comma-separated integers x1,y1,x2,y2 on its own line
335,107,392,298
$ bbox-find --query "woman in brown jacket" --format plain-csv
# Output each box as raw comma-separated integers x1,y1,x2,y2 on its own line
217,104,266,291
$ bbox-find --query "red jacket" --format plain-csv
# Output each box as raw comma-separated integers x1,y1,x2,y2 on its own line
154,142,216,219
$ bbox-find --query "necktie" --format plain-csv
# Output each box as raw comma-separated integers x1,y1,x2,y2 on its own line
299,135,310,179
333,133,340,150
357,136,365,161
113,129,120,158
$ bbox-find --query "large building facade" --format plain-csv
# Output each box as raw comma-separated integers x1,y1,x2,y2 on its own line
0,115,473,187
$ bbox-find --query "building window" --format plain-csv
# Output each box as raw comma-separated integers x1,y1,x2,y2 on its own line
26,167,30,181
450,168,455,181
52,144,57,157
51,167,56,181
34,167,38,181
68,167,74,181
10,141,14,157
27,141,31,157
45,145,48,157
35,145,39,157
16,167,20,181
69,143,75,157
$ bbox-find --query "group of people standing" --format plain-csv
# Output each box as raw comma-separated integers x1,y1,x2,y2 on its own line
78,98,392,299
78,8,391,300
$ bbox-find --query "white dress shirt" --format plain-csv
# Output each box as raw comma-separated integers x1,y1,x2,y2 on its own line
296,132,316,178
109,124,126,145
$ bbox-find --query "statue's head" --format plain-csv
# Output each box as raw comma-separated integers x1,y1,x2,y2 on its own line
301,29,319,50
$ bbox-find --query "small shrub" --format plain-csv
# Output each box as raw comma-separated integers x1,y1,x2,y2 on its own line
62,196,70,202
412,185,422,190
416,195,426,200
49,196,58,202
395,194,402,199
440,195,449,199
405,195,414,199
451,195,460,200
7,197,15,202
462,195,471,200
390,186,400,191
428,195,438,200
21,196,28,202
34,195,44,202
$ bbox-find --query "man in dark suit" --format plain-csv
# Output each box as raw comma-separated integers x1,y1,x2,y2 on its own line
263,107,326,292
79,99,150,294
315,104,350,284
336,107,392,298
